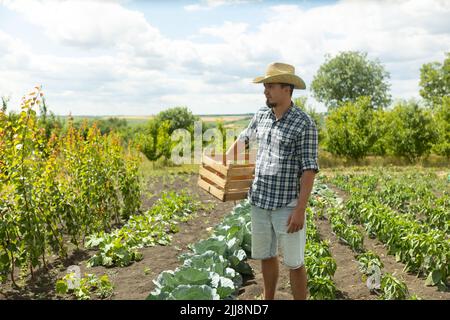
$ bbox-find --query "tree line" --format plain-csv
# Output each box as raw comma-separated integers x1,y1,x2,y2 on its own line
301,51,449,162
1,51,447,164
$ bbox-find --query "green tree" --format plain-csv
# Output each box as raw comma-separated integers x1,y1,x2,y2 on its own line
1,96,8,113
138,119,172,163
37,97,63,141
419,52,450,107
432,96,450,157
385,100,439,162
155,106,199,134
324,96,380,160
95,117,128,135
293,97,325,145
369,109,389,156
311,51,391,110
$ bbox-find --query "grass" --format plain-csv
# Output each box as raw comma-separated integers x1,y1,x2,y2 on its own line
318,150,450,168
138,153,200,179
137,148,449,181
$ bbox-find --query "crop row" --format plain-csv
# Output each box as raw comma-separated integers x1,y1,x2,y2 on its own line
314,180,416,299
330,170,449,233
146,184,340,300
324,173,449,289
0,88,141,285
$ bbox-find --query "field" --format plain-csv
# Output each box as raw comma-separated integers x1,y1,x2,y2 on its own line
1,0,448,302
1,155,448,299
61,114,253,129
1,94,448,300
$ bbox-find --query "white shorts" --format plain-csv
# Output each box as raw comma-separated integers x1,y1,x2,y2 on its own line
250,200,307,269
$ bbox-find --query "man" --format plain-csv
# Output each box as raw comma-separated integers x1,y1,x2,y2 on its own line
225,62,319,300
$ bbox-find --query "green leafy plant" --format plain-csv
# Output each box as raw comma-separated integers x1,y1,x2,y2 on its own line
307,276,337,300
147,201,253,300
331,170,449,289
86,191,203,268
356,251,384,275
0,87,141,285
379,273,410,300
56,273,114,300
329,208,364,252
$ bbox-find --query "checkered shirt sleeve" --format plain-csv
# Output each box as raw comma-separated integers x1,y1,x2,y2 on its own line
296,118,319,173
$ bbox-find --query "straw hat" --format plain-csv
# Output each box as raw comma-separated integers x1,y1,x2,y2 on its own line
253,62,306,89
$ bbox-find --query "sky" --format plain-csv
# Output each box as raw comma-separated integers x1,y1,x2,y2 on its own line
0,0,449,116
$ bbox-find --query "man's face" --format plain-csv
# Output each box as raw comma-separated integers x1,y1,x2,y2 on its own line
264,83,290,108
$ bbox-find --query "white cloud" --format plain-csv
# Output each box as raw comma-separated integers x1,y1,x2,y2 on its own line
1,0,162,50
0,30,37,104
0,0,449,115
188,0,449,109
157,92,262,115
200,21,249,41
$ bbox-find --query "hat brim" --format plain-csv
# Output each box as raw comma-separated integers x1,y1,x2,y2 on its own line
253,74,306,90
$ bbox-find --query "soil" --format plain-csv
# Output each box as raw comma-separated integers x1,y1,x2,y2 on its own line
0,173,236,300
100,174,237,300
361,232,449,299
322,182,450,300
1,171,448,300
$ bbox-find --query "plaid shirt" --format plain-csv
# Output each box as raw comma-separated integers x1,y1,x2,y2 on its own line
238,102,319,210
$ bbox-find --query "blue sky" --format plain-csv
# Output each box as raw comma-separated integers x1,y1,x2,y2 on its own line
128,0,336,40
0,0,449,115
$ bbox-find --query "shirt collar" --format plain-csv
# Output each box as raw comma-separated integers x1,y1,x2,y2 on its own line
270,101,294,122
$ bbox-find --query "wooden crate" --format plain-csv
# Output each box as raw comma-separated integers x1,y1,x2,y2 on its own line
198,153,255,202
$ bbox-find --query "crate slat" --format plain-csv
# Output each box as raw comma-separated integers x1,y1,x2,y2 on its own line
224,191,249,201
227,166,255,177
198,176,225,201
198,153,255,202
225,179,253,191
202,155,229,176
199,166,226,188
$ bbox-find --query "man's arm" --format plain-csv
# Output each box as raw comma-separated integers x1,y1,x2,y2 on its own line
286,118,319,233
224,113,258,164
286,170,316,233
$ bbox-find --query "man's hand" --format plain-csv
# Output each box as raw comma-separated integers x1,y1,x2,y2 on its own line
286,207,305,233
285,170,316,233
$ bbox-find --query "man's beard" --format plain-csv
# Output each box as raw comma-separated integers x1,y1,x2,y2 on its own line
266,99,277,109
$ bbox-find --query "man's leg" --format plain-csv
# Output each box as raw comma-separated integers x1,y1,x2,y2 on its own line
261,256,279,300
290,265,307,300
271,205,307,300
251,205,278,299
